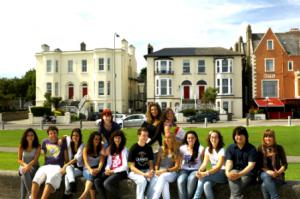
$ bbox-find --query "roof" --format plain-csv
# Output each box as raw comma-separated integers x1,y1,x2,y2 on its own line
254,98,285,107
252,30,300,55
145,47,243,58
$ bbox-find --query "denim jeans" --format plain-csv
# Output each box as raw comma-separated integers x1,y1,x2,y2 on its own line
193,170,227,199
64,165,82,194
177,170,198,199
128,170,154,199
228,170,255,199
260,172,283,199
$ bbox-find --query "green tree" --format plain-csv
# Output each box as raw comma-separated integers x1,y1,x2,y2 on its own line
201,87,218,109
138,67,146,82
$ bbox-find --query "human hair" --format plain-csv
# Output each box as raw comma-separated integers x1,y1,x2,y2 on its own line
70,128,83,155
207,130,224,153
145,102,162,124
86,131,102,156
137,127,148,136
262,129,277,145
20,128,40,149
161,108,177,126
100,108,113,126
162,135,177,161
109,130,126,155
183,130,200,163
47,125,59,134
232,126,249,144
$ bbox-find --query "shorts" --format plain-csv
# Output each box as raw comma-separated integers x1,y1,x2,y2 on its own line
32,165,62,190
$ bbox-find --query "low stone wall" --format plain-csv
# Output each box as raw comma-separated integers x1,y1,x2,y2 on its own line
0,111,28,121
1,170,299,199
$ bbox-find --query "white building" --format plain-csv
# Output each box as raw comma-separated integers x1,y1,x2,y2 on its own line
145,46,243,118
35,40,138,115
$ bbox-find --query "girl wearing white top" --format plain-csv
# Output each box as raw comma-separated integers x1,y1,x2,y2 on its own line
95,130,128,199
193,130,227,199
177,131,204,199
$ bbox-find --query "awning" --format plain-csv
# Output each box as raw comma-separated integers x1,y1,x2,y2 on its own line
254,98,285,107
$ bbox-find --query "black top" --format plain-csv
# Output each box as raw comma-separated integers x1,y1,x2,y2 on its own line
141,121,163,146
128,143,154,171
226,142,258,176
98,121,120,145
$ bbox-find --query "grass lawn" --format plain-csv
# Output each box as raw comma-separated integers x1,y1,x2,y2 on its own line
1,126,299,155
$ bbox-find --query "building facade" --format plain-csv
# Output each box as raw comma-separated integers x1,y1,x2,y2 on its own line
35,40,138,115
145,46,243,118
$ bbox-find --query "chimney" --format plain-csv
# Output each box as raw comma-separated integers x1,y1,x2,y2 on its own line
129,45,135,56
147,44,153,54
234,42,239,52
121,39,128,52
80,42,86,51
41,44,50,52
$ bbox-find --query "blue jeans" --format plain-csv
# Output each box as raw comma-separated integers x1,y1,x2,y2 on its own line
228,170,255,199
193,170,227,199
177,170,198,199
260,172,283,199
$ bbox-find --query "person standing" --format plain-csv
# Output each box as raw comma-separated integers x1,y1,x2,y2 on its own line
258,129,287,199
18,128,41,199
225,126,258,199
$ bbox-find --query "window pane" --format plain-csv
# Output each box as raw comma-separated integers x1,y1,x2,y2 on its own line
82,60,87,72
160,79,167,95
46,60,52,72
46,82,52,94
198,60,205,73
222,79,229,94
263,81,277,97
266,59,274,71
222,59,228,72
107,58,111,71
68,60,73,72
99,58,104,70
98,81,104,95
183,60,190,73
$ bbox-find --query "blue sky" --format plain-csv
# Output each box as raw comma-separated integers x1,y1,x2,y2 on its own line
0,0,300,78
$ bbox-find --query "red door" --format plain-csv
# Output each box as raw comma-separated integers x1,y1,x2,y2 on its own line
68,86,74,99
199,86,205,99
82,87,88,97
184,86,190,99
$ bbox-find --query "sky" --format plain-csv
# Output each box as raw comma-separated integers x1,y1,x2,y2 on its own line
1,0,300,78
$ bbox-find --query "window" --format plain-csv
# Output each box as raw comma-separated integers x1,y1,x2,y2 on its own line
55,60,59,73
216,79,220,93
68,83,74,99
198,60,205,73
156,78,172,96
55,82,59,96
98,81,104,95
222,59,228,72
107,81,110,95
68,60,73,72
46,82,52,94
267,40,274,50
223,101,229,113
265,59,275,72
107,58,111,71
216,59,232,73
216,60,220,73
161,102,167,110
262,80,278,97
288,61,293,71
155,60,173,74
160,61,167,73
183,60,190,73
98,103,104,112
99,58,104,71
222,79,229,94
217,78,232,94
46,60,52,73
107,103,111,109
82,59,87,72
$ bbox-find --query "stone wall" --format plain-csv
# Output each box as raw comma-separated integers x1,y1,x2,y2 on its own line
1,170,299,199
0,111,28,121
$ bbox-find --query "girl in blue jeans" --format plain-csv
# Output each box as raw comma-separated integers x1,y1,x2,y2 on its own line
177,131,204,199
193,130,227,199
258,129,287,199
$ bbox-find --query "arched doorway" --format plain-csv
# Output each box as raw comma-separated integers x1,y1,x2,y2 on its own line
181,80,192,99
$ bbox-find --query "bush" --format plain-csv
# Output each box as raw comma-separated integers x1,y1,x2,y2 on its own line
31,107,51,116
71,113,79,121
53,110,64,116
181,109,196,117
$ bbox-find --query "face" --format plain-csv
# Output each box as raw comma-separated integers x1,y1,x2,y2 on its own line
71,131,80,143
164,135,173,146
150,105,158,117
187,133,196,146
264,134,274,146
114,135,122,146
48,130,58,142
166,110,174,120
210,132,219,148
138,131,148,144
103,114,112,123
235,133,246,145
26,131,35,143
93,135,101,146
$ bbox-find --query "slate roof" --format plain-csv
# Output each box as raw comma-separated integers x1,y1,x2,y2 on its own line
145,47,243,58
252,30,300,55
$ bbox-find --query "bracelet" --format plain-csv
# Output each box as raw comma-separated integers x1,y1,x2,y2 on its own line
206,171,210,176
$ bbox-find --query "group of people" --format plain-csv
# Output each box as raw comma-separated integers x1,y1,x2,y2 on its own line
17,103,288,199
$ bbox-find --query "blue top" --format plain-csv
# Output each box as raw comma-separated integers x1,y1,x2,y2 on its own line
226,142,258,176
42,139,66,167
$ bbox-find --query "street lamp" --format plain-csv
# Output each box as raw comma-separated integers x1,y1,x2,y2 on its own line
265,96,269,119
113,33,119,121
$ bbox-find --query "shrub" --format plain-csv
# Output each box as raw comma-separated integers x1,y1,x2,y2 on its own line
31,107,51,116
53,110,64,116
181,109,196,117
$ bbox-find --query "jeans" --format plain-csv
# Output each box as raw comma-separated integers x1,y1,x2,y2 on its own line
64,165,82,194
177,170,198,199
260,172,283,199
228,170,255,199
147,171,177,199
193,170,227,199
128,170,154,199
20,167,37,199
101,171,127,199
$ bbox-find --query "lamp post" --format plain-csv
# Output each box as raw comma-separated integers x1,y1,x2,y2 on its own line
113,33,119,120
265,96,269,119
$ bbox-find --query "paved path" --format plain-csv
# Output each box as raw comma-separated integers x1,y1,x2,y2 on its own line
1,147,300,163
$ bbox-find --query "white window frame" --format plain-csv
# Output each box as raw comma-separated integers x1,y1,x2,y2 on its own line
55,60,59,73
155,78,172,96
267,40,274,50
68,60,73,73
216,78,233,95
82,59,87,72
215,58,232,73
46,60,52,73
54,82,59,96
155,60,173,74
262,79,279,98
107,58,111,71
265,58,275,72
99,58,104,71
98,81,104,96
182,60,190,74
46,82,52,94
107,81,110,95
198,60,205,73
288,61,293,71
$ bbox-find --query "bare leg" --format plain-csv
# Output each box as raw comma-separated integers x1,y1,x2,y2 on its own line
89,189,96,199
79,181,93,199
41,184,55,199
31,182,40,199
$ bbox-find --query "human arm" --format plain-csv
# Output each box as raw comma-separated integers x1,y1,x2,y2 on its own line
196,153,209,179
112,148,129,173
